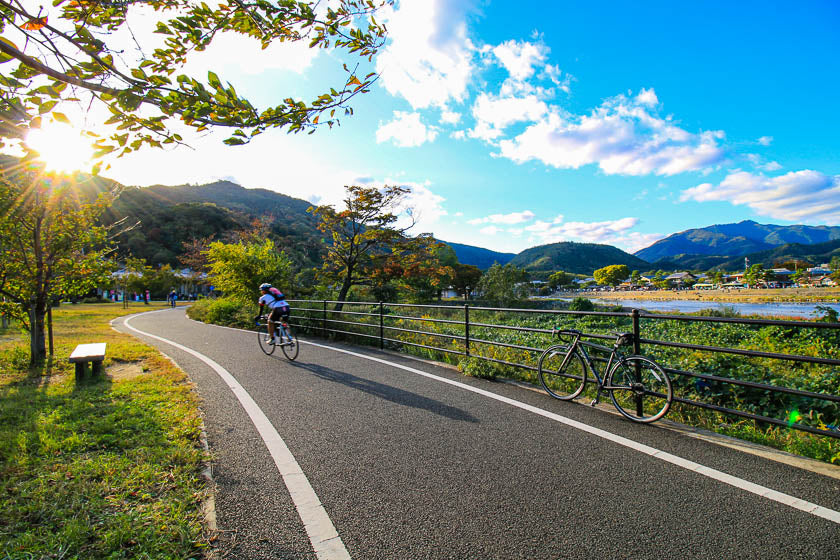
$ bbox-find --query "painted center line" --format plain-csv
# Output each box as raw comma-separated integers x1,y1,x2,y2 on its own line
121,312,350,560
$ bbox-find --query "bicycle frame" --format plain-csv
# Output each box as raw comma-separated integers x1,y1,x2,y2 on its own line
558,334,628,402
263,316,289,342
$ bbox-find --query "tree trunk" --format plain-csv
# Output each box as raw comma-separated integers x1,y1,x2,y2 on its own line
29,299,47,365
335,275,353,312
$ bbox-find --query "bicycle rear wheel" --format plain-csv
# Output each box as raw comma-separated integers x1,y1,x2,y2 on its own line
538,344,587,400
280,324,299,361
257,324,276,356
607,355,672,423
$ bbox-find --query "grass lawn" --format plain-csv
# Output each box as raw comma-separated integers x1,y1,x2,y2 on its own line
0,303,209,559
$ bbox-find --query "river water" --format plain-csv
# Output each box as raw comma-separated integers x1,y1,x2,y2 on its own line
585,298,840,319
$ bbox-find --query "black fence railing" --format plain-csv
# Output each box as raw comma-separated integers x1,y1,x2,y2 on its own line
288,299,840,439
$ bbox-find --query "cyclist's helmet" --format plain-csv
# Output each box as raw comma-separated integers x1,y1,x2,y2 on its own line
259,283,272,290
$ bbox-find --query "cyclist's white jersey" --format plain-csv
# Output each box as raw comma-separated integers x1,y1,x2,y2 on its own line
259,293,288,309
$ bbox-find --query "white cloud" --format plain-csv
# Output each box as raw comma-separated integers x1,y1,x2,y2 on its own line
440,110,462,125
757,136,774,146
376,112,439,147
635,88,659,107
681,169,840,222
762,161,782,171
480,225,502,235
522,215,662,252
497,90,727,176
492,39,549,81
468,93,548,141
540,64,572,93
376,0,476,109
468,210,536,225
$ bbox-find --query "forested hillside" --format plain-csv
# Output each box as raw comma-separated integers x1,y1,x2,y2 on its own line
509,242,650,277
101,181,326,268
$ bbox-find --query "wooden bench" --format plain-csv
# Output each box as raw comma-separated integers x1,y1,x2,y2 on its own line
69,343,107,382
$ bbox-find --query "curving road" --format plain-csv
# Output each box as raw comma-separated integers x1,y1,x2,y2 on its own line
113,308,840,559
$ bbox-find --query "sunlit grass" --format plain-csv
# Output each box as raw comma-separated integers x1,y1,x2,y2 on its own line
0,303,209,557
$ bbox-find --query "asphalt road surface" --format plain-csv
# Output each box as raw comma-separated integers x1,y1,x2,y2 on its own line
113,308,840,559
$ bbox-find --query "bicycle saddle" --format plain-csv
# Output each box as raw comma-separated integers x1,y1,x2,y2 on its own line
613,332,634,346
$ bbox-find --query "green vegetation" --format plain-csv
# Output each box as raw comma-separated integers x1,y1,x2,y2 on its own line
0,168,117,365
593,264,630,287
0,303,208,557
477,263,529,307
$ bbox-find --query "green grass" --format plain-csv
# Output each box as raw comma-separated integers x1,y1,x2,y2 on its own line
0,303,209,559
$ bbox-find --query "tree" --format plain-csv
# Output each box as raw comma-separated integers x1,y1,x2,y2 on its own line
308,185,443,307
206,239,293,302
450,264,483,300
548,270,571,290
829,256,840,283
0,0,391,163
653,269,668,289
0,167,116,364
593,264,630,287
630,270,641,284
744,264,766,287
707,269,724,285
389,242,455,303
477,263,528,307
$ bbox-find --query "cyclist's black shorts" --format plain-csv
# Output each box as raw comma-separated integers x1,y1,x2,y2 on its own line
269,305,290,322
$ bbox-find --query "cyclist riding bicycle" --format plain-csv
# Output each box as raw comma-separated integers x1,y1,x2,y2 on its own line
255,283,291,345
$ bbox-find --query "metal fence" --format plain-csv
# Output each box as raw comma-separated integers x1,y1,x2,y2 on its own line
288,299,840,439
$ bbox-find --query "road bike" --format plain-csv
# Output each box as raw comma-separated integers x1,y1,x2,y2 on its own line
537,329,673,423
257,314,299,360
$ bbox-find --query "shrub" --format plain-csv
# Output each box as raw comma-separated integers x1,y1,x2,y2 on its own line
568,297,594,311
458,357,497,380
187,297,253,328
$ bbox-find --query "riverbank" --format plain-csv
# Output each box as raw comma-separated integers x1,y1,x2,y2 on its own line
575,286,840,304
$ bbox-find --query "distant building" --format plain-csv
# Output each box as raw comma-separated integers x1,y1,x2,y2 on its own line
664,272,697,288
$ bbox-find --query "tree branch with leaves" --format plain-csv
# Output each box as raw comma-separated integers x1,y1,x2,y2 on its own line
0,0,392,168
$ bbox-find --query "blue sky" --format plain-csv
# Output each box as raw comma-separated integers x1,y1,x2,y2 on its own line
97,0,840,255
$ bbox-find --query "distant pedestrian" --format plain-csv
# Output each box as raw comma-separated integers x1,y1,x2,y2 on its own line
144,290,150,305
168,290,177,308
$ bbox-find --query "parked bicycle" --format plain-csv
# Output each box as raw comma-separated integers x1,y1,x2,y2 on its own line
257,314,299,360
537,329,673,423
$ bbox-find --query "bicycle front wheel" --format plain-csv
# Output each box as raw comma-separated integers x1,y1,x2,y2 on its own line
538,344,587,400
280,324,299,361
257,324,276,356
607,356,672,423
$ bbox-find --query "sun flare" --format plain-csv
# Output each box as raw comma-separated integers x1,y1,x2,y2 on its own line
26,124,94,173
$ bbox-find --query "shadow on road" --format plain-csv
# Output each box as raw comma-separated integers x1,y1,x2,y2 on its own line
290,361,479,423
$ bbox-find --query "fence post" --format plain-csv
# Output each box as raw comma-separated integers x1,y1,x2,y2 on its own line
379,302,384,350
322,300,327,338
631,308,643,417
464,304,470,357
631,308,641,355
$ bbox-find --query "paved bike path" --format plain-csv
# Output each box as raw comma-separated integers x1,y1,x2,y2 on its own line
114,308,840,559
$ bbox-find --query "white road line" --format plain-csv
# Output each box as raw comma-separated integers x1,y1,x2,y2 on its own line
190,315,840,525
300,337,840,525
121,313,351,560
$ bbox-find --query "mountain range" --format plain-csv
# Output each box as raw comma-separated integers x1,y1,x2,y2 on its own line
635,220,840,262
96,182,840,275
5,156,837,276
